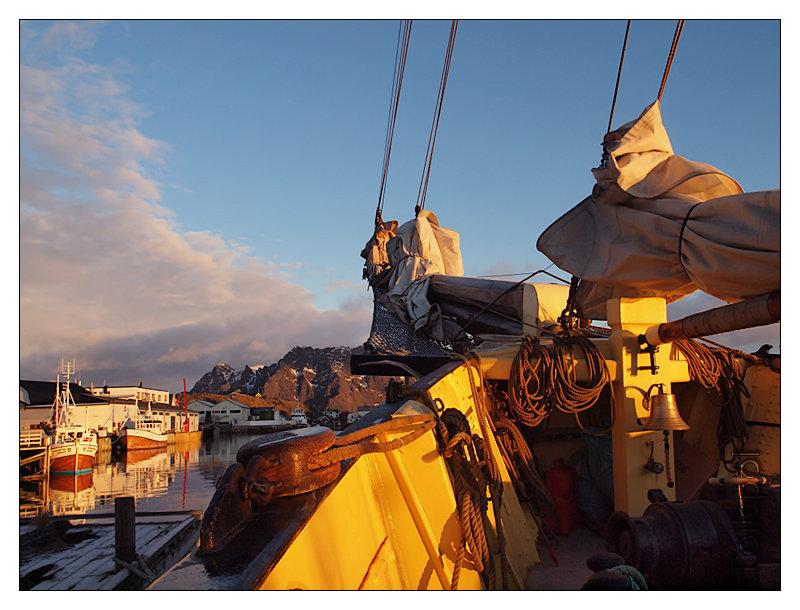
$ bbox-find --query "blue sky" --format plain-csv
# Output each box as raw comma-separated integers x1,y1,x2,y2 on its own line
20,20,779,387
42,19,779,304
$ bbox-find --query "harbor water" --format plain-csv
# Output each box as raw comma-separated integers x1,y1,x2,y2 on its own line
19,433,263,518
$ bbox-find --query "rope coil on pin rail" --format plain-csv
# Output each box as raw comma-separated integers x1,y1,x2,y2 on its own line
415,19,459,216
362,379,506,589
672,338,750,468
507,334,610,430
375,19,413,226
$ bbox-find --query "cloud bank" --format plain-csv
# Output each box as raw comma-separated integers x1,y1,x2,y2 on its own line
20,22,372,390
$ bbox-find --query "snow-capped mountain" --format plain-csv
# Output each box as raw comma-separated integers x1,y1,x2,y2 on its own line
189,347,389,414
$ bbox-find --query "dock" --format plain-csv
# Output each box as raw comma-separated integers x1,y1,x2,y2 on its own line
20,498,201,590
20,430,50,518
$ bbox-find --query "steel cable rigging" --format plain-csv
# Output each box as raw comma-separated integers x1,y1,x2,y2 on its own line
415,19,459,216
657,20,685,102
600,19,632,168
375,19,412,226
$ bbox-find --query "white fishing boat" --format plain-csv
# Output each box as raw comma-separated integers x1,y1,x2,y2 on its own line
47,360,99,475
118,402,168,451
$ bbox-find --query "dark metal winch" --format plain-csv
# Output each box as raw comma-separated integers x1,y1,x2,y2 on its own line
606,479,780,589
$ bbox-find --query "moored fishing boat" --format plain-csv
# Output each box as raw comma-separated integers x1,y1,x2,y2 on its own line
118,408,168,451
49,427,98,475
46,361,99,475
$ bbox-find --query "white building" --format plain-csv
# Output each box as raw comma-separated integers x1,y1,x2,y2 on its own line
20,380,199,436
207,399,250,427
90,383,170,405
20,380,115,436
187,399,216,425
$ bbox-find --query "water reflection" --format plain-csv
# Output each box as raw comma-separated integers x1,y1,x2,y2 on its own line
19,433,265,517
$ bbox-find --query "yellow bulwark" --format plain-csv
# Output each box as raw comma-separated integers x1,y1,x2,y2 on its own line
258,362,540,590
254,296,707,590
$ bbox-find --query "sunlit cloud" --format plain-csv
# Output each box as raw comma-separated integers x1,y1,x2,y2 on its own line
20,22,372,390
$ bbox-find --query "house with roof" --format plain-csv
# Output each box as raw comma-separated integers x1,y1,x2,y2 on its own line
89,382,170,405
20,380,199,436
20,380,115,436
186,393,300,431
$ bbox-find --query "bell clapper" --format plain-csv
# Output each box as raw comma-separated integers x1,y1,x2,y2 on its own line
663,430,674,489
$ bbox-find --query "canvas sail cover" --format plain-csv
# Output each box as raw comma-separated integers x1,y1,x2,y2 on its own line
537,101,780,319
360,210,466,341
360,210,570,344
383,210,464,338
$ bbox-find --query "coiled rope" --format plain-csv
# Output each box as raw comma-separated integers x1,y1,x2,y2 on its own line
438,407,494,590
673,338,750,466
382,381,505,590
508,335,610,429
450,353,509,589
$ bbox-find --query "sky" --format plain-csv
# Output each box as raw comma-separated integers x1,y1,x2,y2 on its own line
19,19,780,390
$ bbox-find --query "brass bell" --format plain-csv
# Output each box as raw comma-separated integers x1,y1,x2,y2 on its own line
642,384,689,431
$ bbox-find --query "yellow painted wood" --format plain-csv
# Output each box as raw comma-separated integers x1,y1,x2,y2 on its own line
608,297,685,517
258,362,540,590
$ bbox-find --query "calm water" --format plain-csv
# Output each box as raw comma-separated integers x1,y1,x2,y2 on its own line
20,434,264,517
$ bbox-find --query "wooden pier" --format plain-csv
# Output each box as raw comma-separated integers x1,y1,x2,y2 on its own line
20,430,50,517
20,498,201,590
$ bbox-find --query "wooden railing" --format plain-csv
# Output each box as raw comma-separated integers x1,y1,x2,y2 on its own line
20,429,47,449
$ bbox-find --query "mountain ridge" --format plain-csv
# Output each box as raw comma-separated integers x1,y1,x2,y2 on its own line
189,346,389,414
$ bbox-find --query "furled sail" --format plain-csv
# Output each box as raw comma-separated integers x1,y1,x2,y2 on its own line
537,101,780,319
361,210,465,341
361,210,568,345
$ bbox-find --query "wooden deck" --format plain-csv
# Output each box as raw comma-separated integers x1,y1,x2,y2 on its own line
20,511,201,590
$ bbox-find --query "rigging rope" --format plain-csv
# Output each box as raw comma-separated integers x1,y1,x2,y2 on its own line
376,20,412,225
600,19,632,168
607,20,632,134
415,19,459,215
657,19,685,102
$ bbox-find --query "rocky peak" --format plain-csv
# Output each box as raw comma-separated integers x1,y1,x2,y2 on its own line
190,362,238,394
190,346,391,415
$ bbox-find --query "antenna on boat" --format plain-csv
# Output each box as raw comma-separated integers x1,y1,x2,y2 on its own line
52,373,62,427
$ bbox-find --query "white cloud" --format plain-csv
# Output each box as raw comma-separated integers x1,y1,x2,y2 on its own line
20,22,372,390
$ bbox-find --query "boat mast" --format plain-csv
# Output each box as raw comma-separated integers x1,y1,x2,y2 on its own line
61,358,77,427
52,373,61,428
